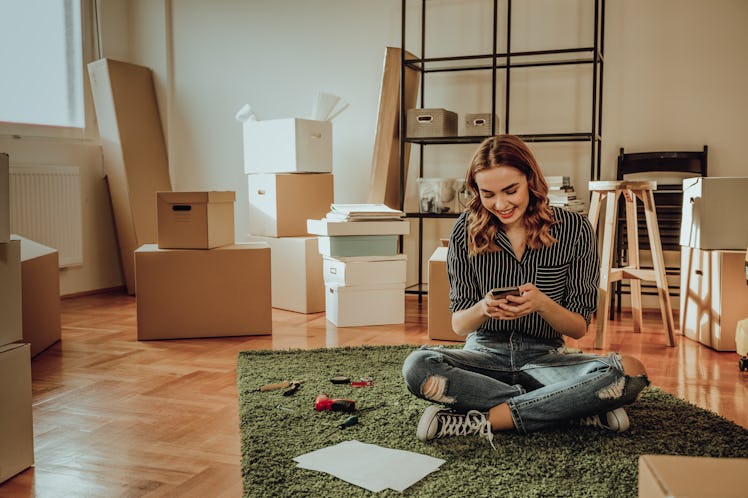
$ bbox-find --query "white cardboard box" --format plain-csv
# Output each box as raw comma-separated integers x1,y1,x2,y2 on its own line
0,239,22,347
680,177,748,250
0,343,34,485
242,118,332,174
680,247,748,351
157,191,235,249
322,255,406,286
248,173,333,237
247,235,325,314
317,235,399,258
15,235,61,357
1,153,9,243
325,282,405,327
638,454,748,498
307,218,410,236
428,247,464,341
135,243,272,339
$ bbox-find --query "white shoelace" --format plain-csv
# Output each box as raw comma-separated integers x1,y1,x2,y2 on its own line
436,410,496,449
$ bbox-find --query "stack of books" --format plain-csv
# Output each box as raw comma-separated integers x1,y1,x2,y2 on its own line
545,176,586,214
307,204,409,327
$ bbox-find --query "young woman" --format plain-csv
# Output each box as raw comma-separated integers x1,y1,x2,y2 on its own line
402,135,649,447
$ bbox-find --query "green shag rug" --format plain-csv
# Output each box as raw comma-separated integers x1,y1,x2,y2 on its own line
237,345,748,497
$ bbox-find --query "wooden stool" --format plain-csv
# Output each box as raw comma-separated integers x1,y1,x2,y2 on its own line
587,180,675,348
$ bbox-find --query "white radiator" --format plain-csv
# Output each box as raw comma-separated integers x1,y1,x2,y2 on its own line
9,165,83,267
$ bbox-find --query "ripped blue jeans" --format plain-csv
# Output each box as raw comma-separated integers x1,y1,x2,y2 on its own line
402,331,649,433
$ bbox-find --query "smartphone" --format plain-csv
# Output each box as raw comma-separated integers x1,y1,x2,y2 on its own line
490,286,521,299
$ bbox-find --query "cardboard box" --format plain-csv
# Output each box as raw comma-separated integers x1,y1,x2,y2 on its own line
325,282,405,327
247,236,325,314
0,239,22,347
680,247,748,351
323,254,406,286
135,243,272,340
680,177,748,250
638,454,748,498
0,343,34,484
307,218,410,236
157,191,235,249
242,118,332,174
1,152,9,243
14,235,60,357
88,58,172,294
428,247,464,341
248,173,333,237
317,235,399,258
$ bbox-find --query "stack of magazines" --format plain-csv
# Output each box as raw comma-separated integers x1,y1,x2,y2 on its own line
326,203,405,221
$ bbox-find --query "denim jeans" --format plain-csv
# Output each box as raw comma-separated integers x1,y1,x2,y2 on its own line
402,331,649,433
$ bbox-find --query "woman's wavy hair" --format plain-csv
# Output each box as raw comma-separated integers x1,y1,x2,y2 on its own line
465,135,558,256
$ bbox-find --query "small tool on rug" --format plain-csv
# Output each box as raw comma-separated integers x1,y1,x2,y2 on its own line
315,393,356,412
325,415,359,437
256,380,303,393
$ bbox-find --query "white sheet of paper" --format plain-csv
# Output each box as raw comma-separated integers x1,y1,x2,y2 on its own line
293,440,445,493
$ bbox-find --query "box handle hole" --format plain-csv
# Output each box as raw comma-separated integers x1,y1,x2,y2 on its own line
472,118,486,126
257,189,266,195
172,205,191,212
417,115,433,123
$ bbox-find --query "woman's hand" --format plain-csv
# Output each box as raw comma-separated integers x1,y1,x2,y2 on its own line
483,283,549,320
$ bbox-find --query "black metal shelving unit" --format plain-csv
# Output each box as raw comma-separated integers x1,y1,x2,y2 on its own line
400,0,605,301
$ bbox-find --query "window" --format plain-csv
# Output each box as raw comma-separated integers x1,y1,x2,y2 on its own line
0,0,94,135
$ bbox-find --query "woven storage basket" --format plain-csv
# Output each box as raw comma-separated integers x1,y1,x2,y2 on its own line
464,113,499,136
406,108,458,138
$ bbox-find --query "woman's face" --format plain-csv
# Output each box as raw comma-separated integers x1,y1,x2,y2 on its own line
474,165,530,229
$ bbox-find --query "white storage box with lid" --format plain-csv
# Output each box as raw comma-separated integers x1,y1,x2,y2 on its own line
317,235,399,257
307,218,410,236
242,118,332,174
248,173,333,237
325,282,405,327
157,191,235,249
323,254,406,286
680,177,748,250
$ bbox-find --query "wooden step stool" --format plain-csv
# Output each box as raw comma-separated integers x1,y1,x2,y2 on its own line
587,180,676,349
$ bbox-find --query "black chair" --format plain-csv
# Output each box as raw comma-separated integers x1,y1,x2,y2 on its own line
611,146,708,317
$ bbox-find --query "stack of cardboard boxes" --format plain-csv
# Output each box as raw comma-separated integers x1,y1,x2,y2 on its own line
0,152,34,484
679,177,748,351
307,207,409,327
135,191,272,340
241,116,335,314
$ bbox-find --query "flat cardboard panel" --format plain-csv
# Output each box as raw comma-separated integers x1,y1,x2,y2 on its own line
157,191,235,249
248,173,333,237
242,118,332,174
0,343,34,484
135,243,271,339
638,454,748,498
680,247,748,351
0,239,22,347
325,282,405,327
322,255,406,286
247,236,325,314
15,235,60,357
88,58,172,294
367,47,420,210
680,177,748,250
428,247,464,341
0,153,8,243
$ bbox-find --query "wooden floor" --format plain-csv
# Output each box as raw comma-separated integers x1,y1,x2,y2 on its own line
1,290,746,497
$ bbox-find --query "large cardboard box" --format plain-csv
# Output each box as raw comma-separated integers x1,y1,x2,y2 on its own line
88,58,172,295
248,173,333,237
638,454,748,498
680,247,748,351
1,152,9,243
0,343,34,484
247,236,325,314
15,235,60,357
323,254,406,286
135,243,272,340
680,177,748,250
0,239,22,347
325,283,405,327
242,118,332,174
307,218,410,236
157,191,235,249
428,247,464,341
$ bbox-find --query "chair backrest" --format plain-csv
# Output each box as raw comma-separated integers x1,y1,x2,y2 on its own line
617,146,708,180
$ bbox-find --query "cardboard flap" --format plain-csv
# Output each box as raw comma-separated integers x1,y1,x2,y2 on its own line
11,234,58,261
157,191,236,205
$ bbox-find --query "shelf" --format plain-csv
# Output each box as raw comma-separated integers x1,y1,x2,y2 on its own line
404,132,600,145
406,212,460,219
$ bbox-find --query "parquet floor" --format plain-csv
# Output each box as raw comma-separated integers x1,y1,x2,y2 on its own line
1,290,746,497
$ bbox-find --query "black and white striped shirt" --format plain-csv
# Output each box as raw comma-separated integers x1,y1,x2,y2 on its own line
447,206,599,339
